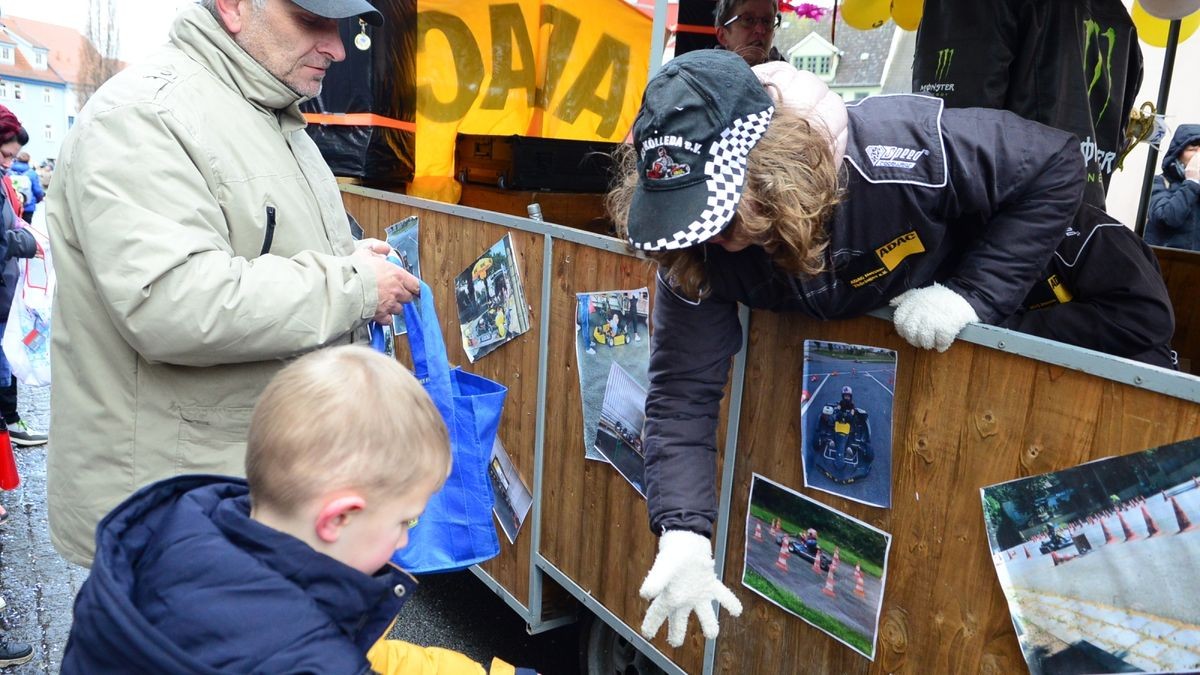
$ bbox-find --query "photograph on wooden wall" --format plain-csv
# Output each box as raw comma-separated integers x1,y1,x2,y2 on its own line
385,215,421,335
453,234,531,362
982,436,1200,675
574,288,650,462
800,340,897,508
742,473,891,661
592,361,649,498
488,435,532,545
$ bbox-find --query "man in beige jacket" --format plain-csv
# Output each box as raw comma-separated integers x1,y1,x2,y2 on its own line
45,0,410,567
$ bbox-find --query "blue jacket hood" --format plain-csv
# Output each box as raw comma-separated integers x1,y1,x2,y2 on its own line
1162,123,1200,179
62,475,415,674
10,160,31,174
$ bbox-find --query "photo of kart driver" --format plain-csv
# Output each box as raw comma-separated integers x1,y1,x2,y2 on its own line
801,340,896,508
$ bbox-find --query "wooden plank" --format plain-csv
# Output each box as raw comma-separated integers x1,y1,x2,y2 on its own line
1153,246,1200,374
717,310,1200,674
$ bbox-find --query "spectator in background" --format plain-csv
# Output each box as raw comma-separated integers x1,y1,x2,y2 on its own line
1145,124,1200,251
0,104,41,671
714,0,785,67
9,152,43,222
35,161,51,190
44,0,420,567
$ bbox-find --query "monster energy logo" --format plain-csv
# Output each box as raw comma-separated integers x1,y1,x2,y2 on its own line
935,48,954,81
1083,20,1117,122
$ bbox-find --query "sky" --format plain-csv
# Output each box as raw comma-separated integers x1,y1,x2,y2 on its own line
0,0,191,62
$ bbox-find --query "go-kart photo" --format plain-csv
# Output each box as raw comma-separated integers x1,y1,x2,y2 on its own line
811,402,874,485
773,532,832,571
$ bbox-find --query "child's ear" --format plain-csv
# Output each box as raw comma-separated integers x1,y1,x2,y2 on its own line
314,495,367,543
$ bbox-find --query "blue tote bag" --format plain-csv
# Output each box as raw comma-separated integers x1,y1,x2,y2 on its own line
387,281,506,573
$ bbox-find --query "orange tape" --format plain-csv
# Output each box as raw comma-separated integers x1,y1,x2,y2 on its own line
675,23,718,35
303,113,416,133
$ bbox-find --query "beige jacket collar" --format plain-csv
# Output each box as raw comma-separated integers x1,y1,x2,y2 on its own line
170,6,307,131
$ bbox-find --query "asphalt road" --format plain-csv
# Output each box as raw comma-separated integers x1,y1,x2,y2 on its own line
742,515,882,641
802,353,896,508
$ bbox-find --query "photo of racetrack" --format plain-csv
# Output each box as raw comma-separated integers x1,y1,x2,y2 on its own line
983,438,1200,675
574,289,650,462
801,340,897,508
742,474,892,660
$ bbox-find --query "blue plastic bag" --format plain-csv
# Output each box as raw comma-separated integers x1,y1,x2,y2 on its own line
387,281,506,573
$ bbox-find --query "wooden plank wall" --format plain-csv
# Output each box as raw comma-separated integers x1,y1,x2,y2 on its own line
345,191,1200,674
1154,246,1200,374
715,311,1200,673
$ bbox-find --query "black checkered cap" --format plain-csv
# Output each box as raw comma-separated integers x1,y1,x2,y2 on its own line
626,50,775,251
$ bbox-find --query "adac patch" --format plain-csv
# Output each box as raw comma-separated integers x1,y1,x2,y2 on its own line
1023,274,1074,310
843,230,927,289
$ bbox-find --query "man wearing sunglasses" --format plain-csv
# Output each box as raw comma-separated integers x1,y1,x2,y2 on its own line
715,0,785,66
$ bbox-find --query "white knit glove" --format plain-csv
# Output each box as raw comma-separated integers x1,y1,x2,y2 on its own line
889,282,979,352
639,530,743,647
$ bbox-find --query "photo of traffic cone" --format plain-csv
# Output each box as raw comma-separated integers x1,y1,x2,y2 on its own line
821,567,837,597
853,564,866,598
831,546,841,572
1171,496,1198,534
1101,518,1117,545
775,537,790,571
1023,545,1031,559
754,522,763,541
1117,509,1139,542
812,550,823,575
1141,504,1162,537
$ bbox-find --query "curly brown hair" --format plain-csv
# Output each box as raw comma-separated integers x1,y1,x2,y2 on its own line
607,104,843,299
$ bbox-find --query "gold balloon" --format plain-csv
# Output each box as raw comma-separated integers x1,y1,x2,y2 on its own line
1132,0,1200,47
891,0,923,31
841,0,891,30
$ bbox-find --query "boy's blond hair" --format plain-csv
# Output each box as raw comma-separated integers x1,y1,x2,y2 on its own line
246,346,450,513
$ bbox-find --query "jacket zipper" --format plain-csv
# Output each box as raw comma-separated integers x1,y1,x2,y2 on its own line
260,206,277,256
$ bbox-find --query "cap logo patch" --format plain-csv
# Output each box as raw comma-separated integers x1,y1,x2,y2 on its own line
646,147,691,180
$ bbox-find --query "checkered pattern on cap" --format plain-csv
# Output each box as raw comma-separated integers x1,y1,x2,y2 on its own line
638,106,775,250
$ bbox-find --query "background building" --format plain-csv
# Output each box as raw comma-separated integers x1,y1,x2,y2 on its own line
0,14,107,165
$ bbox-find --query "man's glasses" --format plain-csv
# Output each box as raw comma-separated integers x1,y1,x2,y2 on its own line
722,13,782,29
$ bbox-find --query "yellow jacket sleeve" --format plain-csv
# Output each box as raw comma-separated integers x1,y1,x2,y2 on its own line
366,639,522,675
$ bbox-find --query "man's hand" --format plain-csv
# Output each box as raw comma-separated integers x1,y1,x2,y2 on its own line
355,237,393,256
639,530,743,648
890,282,979,352
352,248,421,323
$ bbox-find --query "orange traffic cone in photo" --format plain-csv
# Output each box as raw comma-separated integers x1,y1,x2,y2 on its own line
1100,519,1117,545
812,549,824,575
853,564,866,598
1141,505,1162,538
754,522,764,541
821,567,837,597
831,546,841,572
1170,497,1198,534
775,537,790,571
0,430,19,491
1023,545,1031,559
1117,509,1139,542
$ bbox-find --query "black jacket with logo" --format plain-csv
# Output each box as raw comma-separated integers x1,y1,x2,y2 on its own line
644,95,1163,538
1003,204,1176,369
912,0,1142,210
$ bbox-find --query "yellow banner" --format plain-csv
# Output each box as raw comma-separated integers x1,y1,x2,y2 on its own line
413,0,651,202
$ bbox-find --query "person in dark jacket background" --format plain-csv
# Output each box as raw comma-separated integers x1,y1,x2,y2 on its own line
63,346,534,675
606,52,1176,649
912,0,1143,210
0,103,39,670
9,152,43,223
1145,124,1200,251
